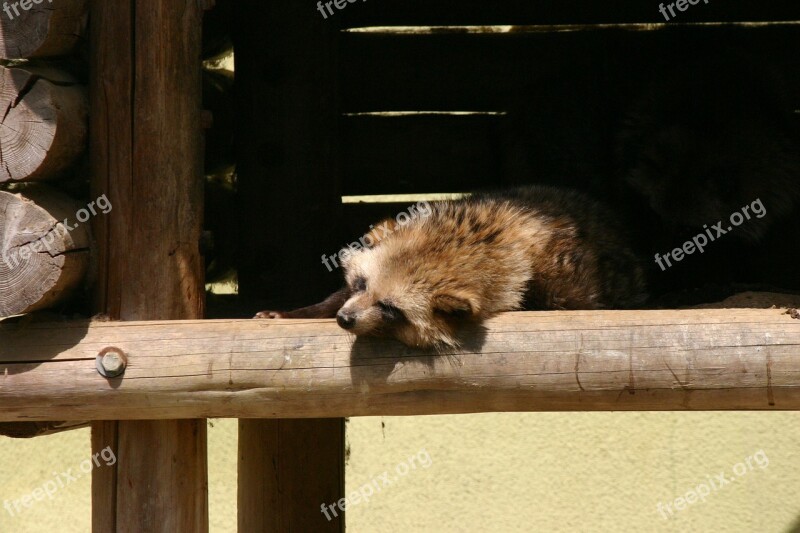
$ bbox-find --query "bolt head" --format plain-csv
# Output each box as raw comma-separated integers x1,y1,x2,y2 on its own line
96,347,127,378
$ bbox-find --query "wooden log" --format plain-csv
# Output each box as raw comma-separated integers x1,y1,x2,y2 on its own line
0,186,90,317
0,65,88,182
1,309,800,420
89,0,207,531
0,0,87,58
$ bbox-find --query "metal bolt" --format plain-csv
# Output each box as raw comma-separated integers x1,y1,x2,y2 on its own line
96,347,128,378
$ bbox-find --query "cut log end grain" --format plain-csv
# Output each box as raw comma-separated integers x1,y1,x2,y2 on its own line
0,65,87,182
0,0,88,59
0,186,90,317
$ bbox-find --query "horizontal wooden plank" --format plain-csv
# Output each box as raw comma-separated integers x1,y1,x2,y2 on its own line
333,0,800,27
342,192,468,203
344,22,800,34
1,309,799,420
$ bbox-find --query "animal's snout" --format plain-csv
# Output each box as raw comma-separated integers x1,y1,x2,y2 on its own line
336,310,356,330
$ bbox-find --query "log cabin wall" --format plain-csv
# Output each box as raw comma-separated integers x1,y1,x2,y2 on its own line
0,0,90,320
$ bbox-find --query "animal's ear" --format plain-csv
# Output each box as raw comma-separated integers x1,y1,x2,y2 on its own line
433,292,479,318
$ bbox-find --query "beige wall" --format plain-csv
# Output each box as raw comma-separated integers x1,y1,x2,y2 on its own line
347,413,800,532
0,419,239,533
2,413,799,532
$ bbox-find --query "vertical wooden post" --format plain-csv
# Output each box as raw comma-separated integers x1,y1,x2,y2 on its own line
89,1,208,531
233,1,345,531
238,420,345,532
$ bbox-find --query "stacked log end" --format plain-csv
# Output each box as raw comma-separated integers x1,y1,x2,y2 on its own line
0,65,87,182
0,0,87,59
0,186,90,317
0,0,90,324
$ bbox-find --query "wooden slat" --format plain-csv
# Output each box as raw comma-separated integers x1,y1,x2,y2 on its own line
334,0,800,27
2,310,800,419
345,22,800,34
341,31,576,112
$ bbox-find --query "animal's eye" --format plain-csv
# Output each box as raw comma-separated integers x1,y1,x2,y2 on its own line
377,301,405,322
352,277,367,292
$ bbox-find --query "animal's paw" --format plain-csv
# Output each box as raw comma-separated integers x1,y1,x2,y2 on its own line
254,310,285,319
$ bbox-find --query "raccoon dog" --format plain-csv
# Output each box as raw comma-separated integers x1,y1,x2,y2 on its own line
256,186,646,349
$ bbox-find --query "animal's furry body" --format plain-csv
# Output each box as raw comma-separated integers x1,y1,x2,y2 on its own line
256,186,645,349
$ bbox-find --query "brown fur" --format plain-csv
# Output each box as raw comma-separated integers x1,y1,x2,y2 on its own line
257,186,646,349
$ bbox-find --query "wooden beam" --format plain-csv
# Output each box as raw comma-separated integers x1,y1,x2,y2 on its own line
1,309,800,419
89,1,207,531
238,419,345,532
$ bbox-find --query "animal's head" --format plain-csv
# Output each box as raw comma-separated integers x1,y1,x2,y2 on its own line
334,210,493,350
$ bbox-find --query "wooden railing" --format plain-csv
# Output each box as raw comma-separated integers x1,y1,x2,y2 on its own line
3,309,800,421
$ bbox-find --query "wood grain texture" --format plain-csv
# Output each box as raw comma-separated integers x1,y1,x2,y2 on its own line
238,419,345,532
0,65,87,182
0,186,90,317
0,0,87,59
1,309,799,419
89,0,207,531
